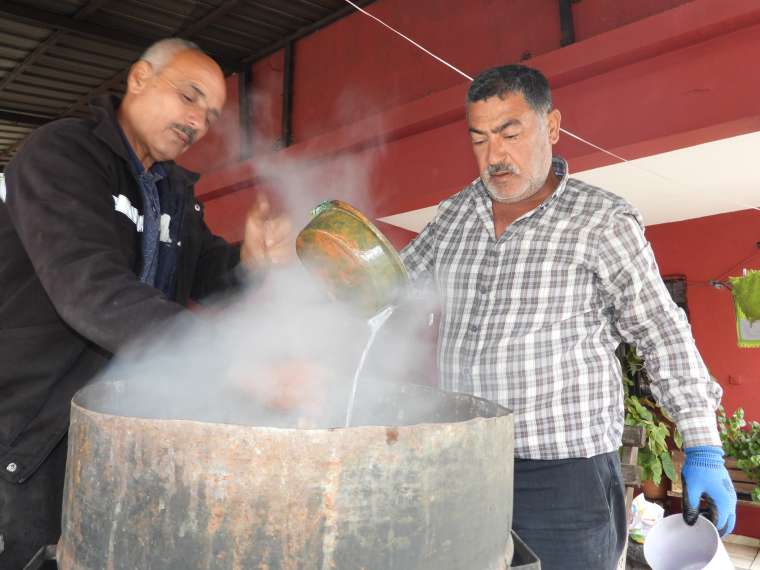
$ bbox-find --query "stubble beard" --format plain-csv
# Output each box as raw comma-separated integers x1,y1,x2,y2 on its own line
483,171,545,204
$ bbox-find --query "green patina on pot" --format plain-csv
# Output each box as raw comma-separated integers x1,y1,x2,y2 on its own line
296,200,408,316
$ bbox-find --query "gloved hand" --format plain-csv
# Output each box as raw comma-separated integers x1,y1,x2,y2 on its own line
681,445,737,536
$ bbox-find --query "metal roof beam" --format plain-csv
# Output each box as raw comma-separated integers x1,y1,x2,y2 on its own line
0,108,51,126
180,0,241,38
0,1,240,71
0,0,111,95
75,0,114,20
0,1,158,52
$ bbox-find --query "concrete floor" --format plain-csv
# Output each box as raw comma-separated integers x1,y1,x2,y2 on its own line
726,534,760,570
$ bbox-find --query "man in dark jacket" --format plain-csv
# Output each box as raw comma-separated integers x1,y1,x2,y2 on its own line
0,38,291,567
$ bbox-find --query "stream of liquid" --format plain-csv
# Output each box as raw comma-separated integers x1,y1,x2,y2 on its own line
344,305,394,427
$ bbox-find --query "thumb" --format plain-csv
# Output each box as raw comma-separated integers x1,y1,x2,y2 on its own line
720,512,736,537
254,192,271,220
682,477,701,526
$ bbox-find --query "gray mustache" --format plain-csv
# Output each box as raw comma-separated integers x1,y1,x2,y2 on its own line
487,163,517,176
171,123,197,145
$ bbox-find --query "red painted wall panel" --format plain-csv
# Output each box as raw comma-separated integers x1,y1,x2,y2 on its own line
573,0,694,41
291,0,561,141
250,50,285,147
553,23,760,166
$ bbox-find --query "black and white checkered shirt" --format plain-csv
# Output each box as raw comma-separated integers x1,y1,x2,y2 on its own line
401,157,722,459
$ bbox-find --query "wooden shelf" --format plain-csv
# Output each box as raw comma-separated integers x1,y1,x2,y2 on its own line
669,451,759,508
667,490,760,509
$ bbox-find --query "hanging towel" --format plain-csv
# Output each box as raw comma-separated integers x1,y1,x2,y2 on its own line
729,270,760,347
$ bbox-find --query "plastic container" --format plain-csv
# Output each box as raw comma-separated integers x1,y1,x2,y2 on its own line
643,513,733,569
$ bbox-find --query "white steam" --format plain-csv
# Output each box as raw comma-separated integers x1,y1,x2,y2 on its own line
95,268,439,429
92,88,442,428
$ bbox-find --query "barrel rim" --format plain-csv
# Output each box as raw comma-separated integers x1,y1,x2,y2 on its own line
72,379,513,432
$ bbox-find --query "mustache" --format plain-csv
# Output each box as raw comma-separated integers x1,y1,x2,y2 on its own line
170,123,197,145
486,163,517,176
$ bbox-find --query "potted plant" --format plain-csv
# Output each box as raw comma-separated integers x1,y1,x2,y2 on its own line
619,344,683,499
717,405,760,503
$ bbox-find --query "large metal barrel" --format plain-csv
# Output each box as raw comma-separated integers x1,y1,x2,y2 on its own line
58,380,514,570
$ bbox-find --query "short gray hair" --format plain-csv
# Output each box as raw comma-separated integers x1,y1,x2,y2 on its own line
140,38,202,73
467,64,552,115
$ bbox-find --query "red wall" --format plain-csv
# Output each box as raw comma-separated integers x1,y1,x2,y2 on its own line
177,0,760,535
647,210,760,420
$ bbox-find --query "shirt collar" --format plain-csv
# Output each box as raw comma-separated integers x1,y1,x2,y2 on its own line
548,156,569,202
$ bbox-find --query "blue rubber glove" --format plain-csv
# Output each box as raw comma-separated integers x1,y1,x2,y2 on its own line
681,445,737,536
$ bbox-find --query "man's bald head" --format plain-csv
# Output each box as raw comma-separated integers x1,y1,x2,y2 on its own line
118,38,226,169
140,38,201,73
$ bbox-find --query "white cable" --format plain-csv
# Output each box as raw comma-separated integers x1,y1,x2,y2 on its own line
343,0,474,81
342,0,760,213
558,128,629,163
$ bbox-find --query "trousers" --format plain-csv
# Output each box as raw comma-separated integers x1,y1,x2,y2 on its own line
512,450,627,570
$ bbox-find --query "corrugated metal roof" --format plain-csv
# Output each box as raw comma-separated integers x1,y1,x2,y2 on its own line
0,0,373,170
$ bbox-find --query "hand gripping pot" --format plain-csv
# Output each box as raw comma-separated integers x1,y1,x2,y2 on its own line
296,200,408,317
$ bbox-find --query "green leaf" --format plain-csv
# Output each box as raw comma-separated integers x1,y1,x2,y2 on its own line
661,451,676,482
630,398,653,421
649,456,663,485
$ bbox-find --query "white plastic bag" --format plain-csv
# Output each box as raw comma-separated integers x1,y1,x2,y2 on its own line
629,492,665,543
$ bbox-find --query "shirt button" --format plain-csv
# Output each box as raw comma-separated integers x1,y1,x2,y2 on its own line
177,241,182,247
478,285,487,295
468,324,478,333
194,204,201,212
6,462,17,473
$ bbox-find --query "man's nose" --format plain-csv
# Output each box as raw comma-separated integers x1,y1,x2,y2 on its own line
486,136,508,166
185,107,204,135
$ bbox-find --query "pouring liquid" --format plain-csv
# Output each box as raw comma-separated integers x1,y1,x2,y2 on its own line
344,306,394,427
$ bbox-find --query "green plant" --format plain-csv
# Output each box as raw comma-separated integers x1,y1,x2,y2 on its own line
717,406,760,503
619,344,683,486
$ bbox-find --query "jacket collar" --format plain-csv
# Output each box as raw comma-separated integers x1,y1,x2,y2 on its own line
89,94,200,187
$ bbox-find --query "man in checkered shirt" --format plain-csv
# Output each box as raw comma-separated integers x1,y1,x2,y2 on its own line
401,64,736,569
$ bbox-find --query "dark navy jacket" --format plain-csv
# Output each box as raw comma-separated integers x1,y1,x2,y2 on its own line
0,95,241,483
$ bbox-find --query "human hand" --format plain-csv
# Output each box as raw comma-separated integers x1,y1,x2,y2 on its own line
229,359,328,423
681,445,737,536
265,360,327,417
240,193,294,272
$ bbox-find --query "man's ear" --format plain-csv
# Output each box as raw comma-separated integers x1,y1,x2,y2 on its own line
547,108,561,145
126,61,154,95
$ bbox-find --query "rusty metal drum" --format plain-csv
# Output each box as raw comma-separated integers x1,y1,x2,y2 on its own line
58,380,514,570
